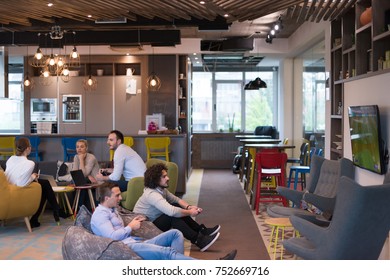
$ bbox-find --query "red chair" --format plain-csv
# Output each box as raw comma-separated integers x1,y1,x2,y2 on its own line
255,151,288,215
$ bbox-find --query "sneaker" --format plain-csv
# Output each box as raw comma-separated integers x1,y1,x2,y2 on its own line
219,249,237,260
195,232,220,252
200,224,221,236
29,218,40,228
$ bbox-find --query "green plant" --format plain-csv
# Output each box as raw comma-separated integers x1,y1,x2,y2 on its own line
228,113,235,132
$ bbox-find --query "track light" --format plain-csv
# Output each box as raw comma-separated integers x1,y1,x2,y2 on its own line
265,34,273,44
265,15,282,44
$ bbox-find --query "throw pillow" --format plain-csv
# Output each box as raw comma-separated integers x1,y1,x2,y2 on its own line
56,160,73,182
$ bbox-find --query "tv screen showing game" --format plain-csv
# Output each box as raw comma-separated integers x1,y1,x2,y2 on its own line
348,105,385,174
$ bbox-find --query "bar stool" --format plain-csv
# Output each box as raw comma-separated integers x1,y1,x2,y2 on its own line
145,137,171,161
254,151,288,215
265,217,300,260
0,136,15,160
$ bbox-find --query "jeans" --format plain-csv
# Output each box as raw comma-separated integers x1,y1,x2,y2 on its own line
128,229,195,260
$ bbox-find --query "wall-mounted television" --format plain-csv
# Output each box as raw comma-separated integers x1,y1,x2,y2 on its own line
348,105,386,174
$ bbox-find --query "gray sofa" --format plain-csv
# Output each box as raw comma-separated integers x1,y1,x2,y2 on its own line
62,205,162,260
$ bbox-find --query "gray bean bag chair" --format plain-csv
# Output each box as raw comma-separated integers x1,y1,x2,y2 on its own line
62,205,162,260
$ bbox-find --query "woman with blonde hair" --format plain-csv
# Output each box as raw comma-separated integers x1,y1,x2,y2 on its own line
5,137,69,228
72,139,99,183
72,139,100,209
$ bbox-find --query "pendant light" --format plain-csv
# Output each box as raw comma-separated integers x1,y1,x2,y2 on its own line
69,31,80,67
23,46,35,90
146,47,161,91
82,45,97,91
31,33,46,68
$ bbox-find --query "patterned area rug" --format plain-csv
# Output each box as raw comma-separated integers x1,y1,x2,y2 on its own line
254,204,297,260
0,212,74,260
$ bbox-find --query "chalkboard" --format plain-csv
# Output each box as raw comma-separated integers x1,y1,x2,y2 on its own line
148,91,176,129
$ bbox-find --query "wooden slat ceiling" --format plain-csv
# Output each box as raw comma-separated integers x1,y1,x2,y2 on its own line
0,0,358,34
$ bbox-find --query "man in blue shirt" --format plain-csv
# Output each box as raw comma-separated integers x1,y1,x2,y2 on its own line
91,182,236,260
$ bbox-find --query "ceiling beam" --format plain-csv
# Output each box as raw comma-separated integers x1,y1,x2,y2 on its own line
0,30,181,47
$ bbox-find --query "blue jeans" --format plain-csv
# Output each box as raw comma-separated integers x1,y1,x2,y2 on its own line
128,229,195,260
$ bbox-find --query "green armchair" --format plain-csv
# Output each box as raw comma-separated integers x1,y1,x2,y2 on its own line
120,159,178,211
145,158,178,194
0,170,41,232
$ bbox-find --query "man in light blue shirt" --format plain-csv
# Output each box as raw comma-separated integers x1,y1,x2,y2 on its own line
96,130,146,192
91,182,236,260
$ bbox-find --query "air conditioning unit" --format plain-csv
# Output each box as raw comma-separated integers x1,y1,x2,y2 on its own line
95,17,127,24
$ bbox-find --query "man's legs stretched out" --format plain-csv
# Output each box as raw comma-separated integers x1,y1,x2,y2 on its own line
129,230,195,260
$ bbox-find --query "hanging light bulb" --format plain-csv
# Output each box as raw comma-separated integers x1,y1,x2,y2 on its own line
23,73,35,90
71,46,78,58
146,49,161,91
48,54,56,66
39,67,53,86
34,48,43,60
82,45,97,91
23,46,35,90
60,64,71,83
83,75,98,91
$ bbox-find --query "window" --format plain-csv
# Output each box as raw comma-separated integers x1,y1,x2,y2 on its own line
192,70,278,132
0,52,24,134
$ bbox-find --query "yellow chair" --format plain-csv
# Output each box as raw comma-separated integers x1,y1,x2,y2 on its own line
145,137,171,162
0,171,41,232
110,136,134,161
0,137,16,160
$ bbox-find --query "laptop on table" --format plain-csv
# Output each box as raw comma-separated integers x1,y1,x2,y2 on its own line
39,174,66,191
70,169,100,188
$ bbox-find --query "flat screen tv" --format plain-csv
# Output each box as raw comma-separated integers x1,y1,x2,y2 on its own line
348,105,386,174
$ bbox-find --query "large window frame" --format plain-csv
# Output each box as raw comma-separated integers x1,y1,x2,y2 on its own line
192,69,278,133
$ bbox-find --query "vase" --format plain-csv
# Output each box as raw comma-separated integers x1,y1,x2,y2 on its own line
360,7,372,26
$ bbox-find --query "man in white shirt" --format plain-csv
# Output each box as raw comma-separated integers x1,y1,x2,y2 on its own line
96,130,146,192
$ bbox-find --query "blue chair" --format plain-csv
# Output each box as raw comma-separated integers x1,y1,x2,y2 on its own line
15,136,41,161
287,146,322,191
61,137,78,161
28,136,42,161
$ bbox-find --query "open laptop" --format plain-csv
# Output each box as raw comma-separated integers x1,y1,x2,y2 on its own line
39,174,66,191
70,169,100,187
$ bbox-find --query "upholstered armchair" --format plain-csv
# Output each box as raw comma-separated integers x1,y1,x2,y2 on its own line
283,176,390,259
0,170,41,232
267,155,355,220
120,177,145,211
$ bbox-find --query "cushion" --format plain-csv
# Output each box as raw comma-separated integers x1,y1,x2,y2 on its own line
63,205,162,260
62,226,140,260
56,160,73,182
74,205,93,232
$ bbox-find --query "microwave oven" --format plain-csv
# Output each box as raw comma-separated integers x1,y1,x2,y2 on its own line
31,98,57,121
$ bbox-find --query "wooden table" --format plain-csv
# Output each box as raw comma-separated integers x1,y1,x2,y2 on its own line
235,135,272,139
72,184,102,218
239,139,282,181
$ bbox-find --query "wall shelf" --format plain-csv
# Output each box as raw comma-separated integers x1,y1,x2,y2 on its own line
329,0,390,159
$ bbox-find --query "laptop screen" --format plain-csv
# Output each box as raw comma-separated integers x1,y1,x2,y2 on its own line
70,170,89,186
